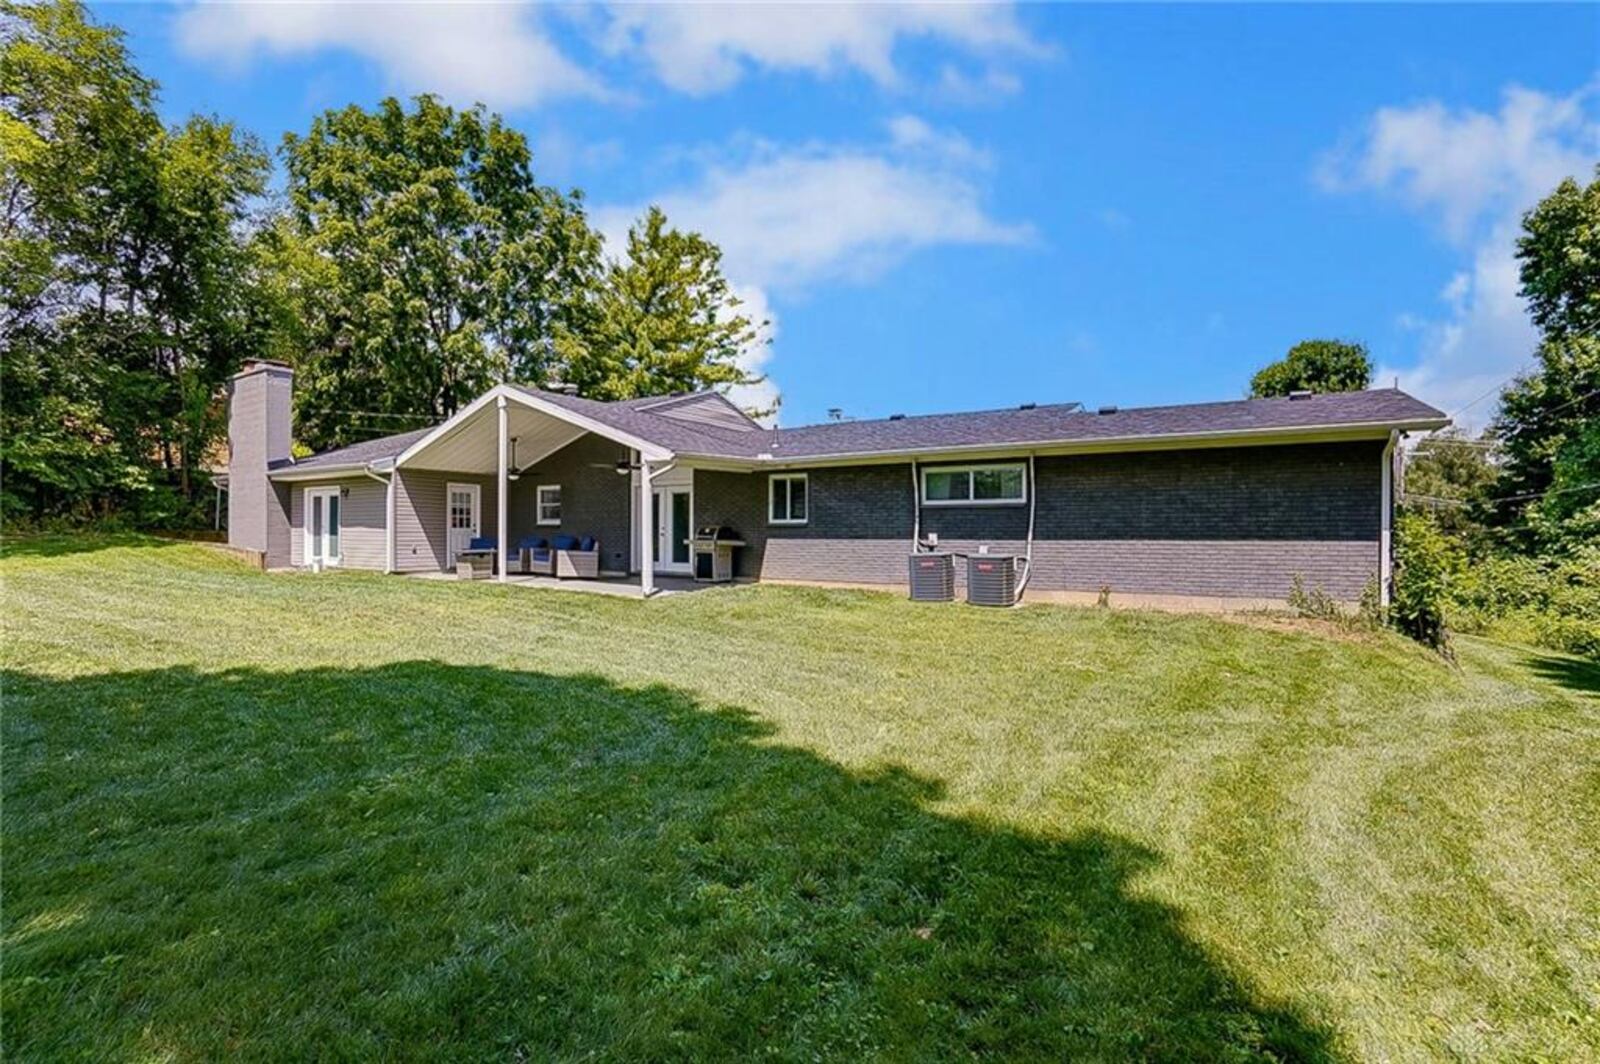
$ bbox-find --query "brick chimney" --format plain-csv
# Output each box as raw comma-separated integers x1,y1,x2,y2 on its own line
227,360,294,564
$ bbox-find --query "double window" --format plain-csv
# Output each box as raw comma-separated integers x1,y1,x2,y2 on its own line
536,484,562,526
921,463,1027,506
768,473,808,525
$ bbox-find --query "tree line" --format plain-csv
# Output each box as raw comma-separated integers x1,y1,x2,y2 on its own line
2,1,764,526
1245,171,1599,654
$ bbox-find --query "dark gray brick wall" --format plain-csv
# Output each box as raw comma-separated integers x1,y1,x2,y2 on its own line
695,440,1385,599
508,433,635,573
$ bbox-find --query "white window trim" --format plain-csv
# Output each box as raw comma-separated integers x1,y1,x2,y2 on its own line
768,472,809,525
536,484,562,526
304,486,343,566
920,463,1028,507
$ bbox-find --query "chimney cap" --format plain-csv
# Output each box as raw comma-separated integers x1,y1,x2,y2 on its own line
234,359,293,378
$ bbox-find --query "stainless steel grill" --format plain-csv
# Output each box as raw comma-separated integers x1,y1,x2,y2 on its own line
689,526,743,583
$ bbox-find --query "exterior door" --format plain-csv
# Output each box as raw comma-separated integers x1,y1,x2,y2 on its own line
305,487,341,567
446,482,481,567
652,487,692,574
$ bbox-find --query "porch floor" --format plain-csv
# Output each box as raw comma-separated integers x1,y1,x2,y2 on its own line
407,570,718,599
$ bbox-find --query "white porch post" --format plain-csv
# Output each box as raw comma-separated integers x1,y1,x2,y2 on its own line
497,395,509,583
638,458,655,597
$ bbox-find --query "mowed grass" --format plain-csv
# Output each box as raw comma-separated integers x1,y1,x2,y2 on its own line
3,537,1597,1061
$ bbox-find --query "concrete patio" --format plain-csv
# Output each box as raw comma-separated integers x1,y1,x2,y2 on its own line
408,570,719,599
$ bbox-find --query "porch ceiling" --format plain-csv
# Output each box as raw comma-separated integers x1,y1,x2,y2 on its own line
399,402,586,475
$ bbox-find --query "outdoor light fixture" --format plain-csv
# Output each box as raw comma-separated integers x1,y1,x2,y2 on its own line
508,437,520,480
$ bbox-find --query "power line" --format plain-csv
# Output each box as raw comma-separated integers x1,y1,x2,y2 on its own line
1403,481,1600,508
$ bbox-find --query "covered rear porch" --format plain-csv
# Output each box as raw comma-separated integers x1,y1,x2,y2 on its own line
386,386,699,595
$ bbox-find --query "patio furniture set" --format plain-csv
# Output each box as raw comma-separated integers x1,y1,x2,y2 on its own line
456,535,600,580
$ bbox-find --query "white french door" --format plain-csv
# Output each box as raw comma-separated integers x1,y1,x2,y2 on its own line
446,482,481,567
652,487,692,574
305,487,342,567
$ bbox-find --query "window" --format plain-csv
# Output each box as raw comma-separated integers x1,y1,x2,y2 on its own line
536,484,561,526
921,463,1026,506
769,473,808,525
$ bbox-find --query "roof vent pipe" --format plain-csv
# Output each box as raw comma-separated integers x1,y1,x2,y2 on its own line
1097,405,1118,415
1289,389,1314,400
1019,402,1036,410
888,413,906,421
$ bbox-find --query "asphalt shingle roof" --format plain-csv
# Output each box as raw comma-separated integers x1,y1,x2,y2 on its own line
272,426,433,471
283,387,1448,470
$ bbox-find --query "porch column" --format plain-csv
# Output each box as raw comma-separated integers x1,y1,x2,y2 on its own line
638,458,655,597
497,395,509,583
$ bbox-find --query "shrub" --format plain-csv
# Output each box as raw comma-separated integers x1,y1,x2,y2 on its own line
1448,544,1600,658
1391,511,1460,654
1287,574,1345,622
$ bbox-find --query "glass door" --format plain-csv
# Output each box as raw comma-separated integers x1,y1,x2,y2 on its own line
652,488,692,574
306,487,341,567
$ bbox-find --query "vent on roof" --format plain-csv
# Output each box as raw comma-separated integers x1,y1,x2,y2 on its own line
888,413,906,421
1289,389,1314,401
1019,402,1036,410
1097,405,1119,415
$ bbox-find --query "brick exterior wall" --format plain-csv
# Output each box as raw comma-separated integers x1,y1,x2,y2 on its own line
695,440,1385,601
507,434,634,574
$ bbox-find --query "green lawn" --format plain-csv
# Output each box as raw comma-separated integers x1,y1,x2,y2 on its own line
4,537,1597,1061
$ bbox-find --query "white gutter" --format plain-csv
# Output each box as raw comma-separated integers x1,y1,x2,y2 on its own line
361,466,395,574
674,417,1452,471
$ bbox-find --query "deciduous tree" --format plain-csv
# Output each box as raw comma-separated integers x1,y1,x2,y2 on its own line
561,206,769,413
272,96,600,449
1249,339,1373,398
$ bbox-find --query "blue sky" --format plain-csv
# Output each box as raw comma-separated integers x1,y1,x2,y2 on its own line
99,2,1599,428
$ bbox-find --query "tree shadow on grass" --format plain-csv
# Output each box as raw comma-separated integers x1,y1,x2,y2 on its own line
0,532,187,560
1519,649,1600,699
3,663,1335,1061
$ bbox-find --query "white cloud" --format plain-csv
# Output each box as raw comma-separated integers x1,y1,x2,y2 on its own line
885,114,992,169
935,63,1023,106
1319,84,1597,244
1321,83,1599,430
594,120,1031,292
595,118,1029,418
173,2,606,109
598,2,1041,95
724,283,780,421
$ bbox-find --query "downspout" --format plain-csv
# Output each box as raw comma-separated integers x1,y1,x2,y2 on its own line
362,466,394,574
910,460,921,551
1012,453,1037,605
1380,430,1398,607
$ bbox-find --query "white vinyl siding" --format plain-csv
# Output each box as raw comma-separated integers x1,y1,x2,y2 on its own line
289,476,387,569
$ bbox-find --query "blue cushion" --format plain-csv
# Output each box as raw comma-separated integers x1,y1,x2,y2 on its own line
578,536,596,552
468,536,496,551
516,535,546,550
530,548,551,562
551,534,579,550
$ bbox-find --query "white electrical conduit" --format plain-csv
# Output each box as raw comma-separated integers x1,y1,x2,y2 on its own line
1012,453,1037,605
